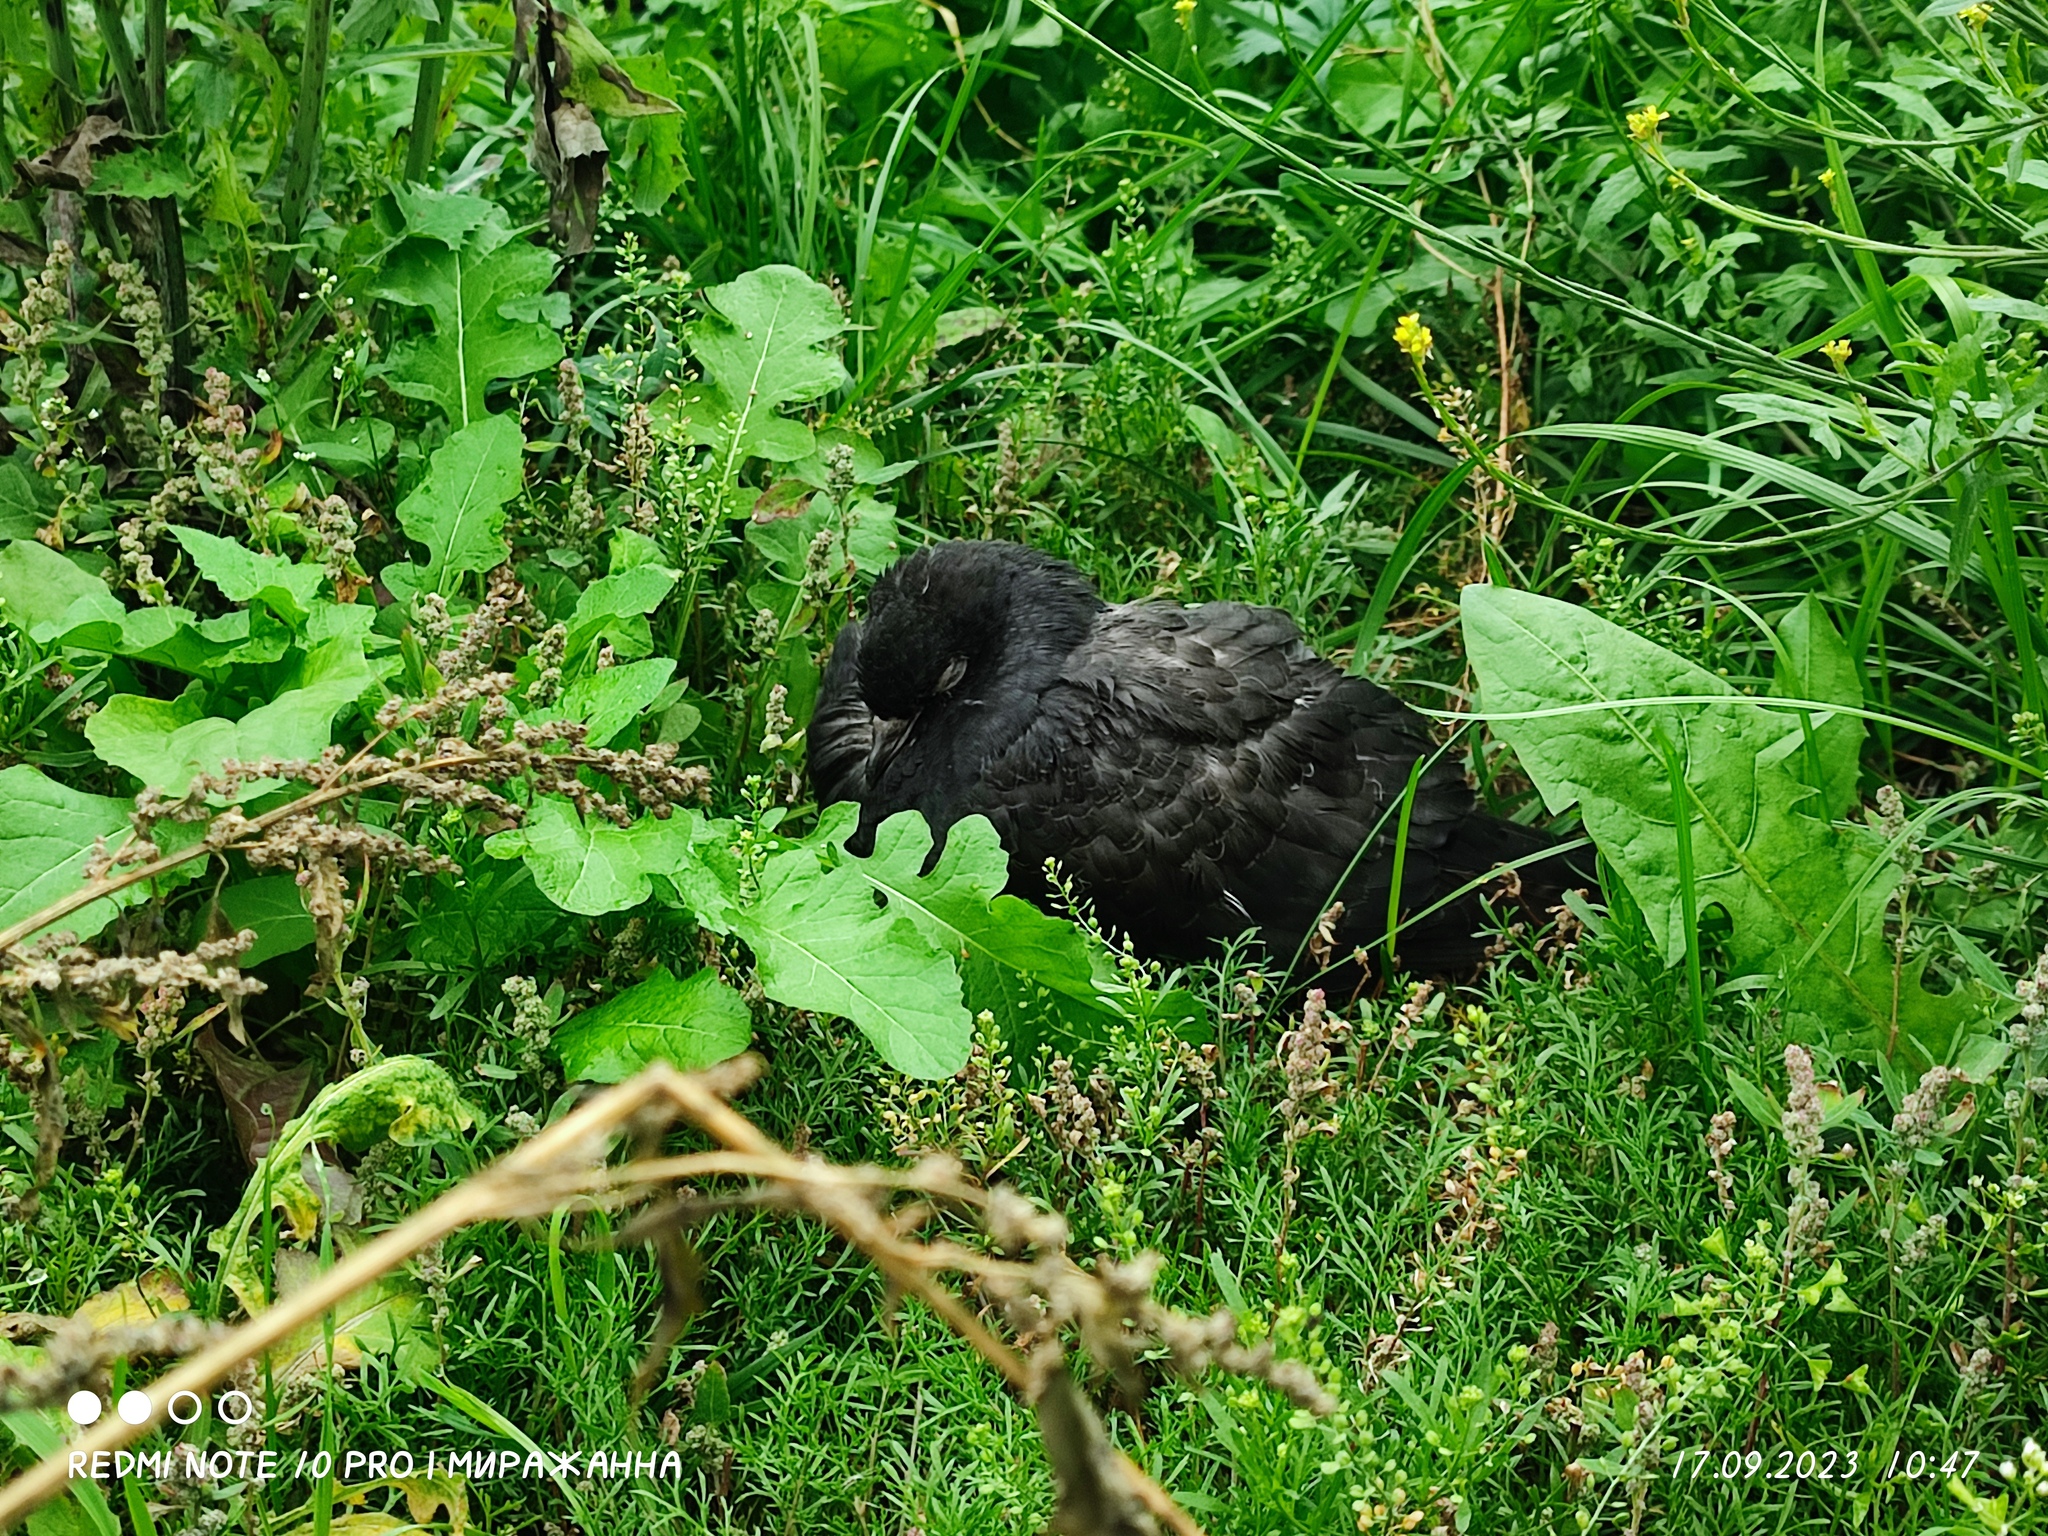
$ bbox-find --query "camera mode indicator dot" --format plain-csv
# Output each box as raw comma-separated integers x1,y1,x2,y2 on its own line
65,1392,101,1426
116,1391,152,1425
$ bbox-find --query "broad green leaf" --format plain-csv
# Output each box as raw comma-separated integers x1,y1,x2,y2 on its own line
787,428,912,491
488,798,737,920
255,345,341,439
816,3,951,118
555,656,675,745
371,195,565,426
295,417,398,476
565,563,678,660
552,11,682,115
1770,595,1863,820
692,1360,731,1424
86,638,380,794
307,599,380,646
732,806,976,1078
931,306,1008,350
677,265,849,464
79,605,202,667
213,1056,474,1310
211,875,317,966
86,688,230,792
617,69,690,215
655,698,702,743
960,950,1121,1062
390,414,524,592
388,184,497,249
27,1486,102,1535
848,811,1195,1059
201,128,263,229
660,383,816,462
170,526,328,624
846,812,1113,1023
408,866,567,971
745,495,899,583
31,599,291,678
109,606,291,674
1462,586,1997,1067
263,1252,437,1387
688,265,848,405
1326,46,1427,139
253,343,397,474
606,527,668,572
0,450,59,540
0,539,123,638
83,147,197,199
0,765,142,941
1724,1068,1784,1132
554,964,752,1082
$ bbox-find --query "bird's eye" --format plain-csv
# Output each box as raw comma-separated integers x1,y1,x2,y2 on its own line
936,655,968,694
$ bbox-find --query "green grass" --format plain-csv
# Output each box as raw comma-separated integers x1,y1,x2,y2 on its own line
9,917,2045,1532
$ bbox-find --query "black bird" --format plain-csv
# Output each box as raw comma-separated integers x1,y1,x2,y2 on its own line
807,540,1591,977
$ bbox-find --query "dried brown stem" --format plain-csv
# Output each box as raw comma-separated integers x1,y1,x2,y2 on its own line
0,754,413,954
0,1058,1213,1535
653,1060,1036,1393
0,1060,745,1529
0,727,700,956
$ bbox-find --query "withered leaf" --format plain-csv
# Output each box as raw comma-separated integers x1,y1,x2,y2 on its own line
68,1271,192,1333
513,0,609,255
1034,1357,1159,1536
194,1023,318,1166
16,116,129,193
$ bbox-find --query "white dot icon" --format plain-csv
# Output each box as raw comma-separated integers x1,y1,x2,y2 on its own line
116,1391,151,1425
65,1392,101,1425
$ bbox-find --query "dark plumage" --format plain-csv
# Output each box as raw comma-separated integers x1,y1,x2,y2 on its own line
807,540,1593,976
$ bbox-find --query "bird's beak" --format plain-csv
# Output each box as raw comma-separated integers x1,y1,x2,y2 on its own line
867,714,914,778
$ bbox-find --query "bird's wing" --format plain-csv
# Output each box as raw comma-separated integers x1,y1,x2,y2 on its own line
807,619,874,808
974,601,1473,957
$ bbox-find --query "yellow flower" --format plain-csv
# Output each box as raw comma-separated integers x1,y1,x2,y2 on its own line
1174,0,1196,20
1393,311,1433,363
1818,166,1836,188
1959,2,1992,27
1821,337,1853,369
1626,104,1669,143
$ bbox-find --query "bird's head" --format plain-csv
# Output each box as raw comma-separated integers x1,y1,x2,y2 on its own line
854,541,1099,720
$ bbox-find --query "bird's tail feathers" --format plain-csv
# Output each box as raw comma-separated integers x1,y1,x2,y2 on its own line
1390,813,1599,973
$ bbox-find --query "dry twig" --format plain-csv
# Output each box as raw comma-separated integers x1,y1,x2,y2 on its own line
0,1055,1329,1534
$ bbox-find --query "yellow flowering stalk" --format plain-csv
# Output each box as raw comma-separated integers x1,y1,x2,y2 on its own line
1626,104,1668,144
1393,312,1432,365
1959,2,1992,28
1821,337,1853,372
